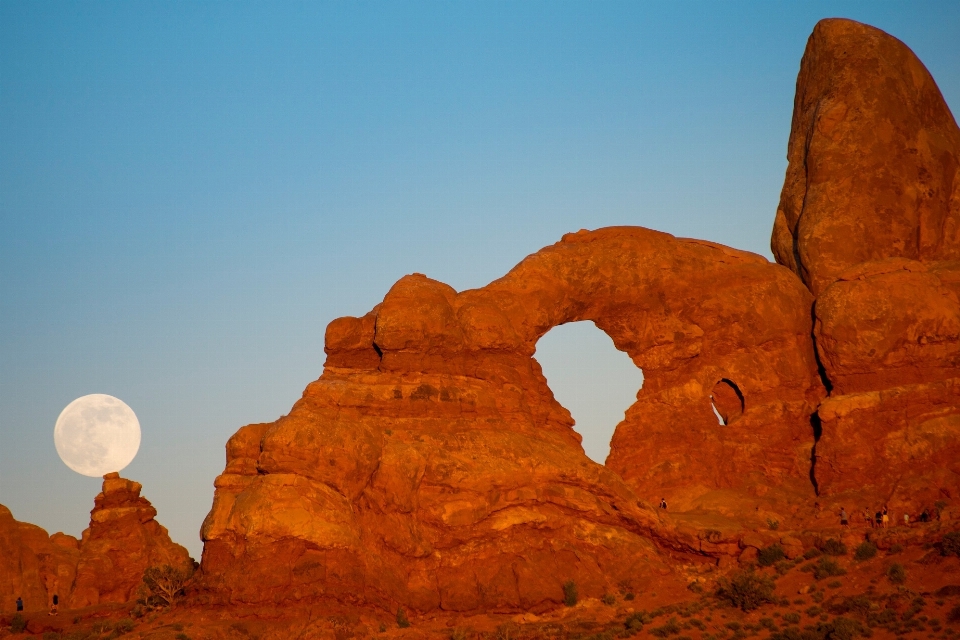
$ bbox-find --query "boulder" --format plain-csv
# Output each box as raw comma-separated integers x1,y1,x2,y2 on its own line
772,18,960,297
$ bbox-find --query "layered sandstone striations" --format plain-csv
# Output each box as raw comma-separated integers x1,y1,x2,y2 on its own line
0,475,192,613
199,227,825,611
770,19,960,504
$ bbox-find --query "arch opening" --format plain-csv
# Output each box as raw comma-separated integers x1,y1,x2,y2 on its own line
711,378,744,425
534,321,644,464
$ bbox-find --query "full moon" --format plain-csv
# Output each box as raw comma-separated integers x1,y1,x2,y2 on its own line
54,394,141,477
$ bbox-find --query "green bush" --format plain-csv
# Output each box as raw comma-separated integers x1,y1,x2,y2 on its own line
758,544,787,567
820,539,847,556
889,543,903,554
803,547,822,560
812,557,847,580
563,580,578,607
602,593,616,606
715,569,777,611
10,613,27,633
887,563,907,585
854,542,877,561
942,532,960,557
650,618,682,637
396,606,410,628
114,618,135,634
624,611,651,633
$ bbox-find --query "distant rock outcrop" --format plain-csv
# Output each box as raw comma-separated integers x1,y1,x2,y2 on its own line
0,475,192,613
0,505,79,614
70,473,194,608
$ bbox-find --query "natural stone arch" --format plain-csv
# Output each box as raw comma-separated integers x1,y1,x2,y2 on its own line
203,226,827,611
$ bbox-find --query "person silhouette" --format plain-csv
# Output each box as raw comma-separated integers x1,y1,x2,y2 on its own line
659,498,667,510
16,595,23,612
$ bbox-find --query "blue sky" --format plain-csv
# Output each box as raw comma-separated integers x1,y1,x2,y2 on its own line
2,1,958,559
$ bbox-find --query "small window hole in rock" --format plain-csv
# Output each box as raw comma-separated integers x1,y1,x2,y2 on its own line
534,321,644,464
711,378,744,425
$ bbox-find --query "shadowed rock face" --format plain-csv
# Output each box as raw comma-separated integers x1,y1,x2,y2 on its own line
0,474,190,613
198,228,824,611
769,19,960,505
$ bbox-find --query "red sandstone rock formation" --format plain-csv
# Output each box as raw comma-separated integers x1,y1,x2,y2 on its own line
772,19,960,297
0,505,79,614
70,473,194,608
199,227,824,611
196,16,960,615
770,19,960,506
0,475,192,613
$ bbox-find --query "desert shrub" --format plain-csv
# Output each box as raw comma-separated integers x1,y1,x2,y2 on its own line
760,618,777,630
651,618,682,637
624,611,650,633
758,544,787,567
782,613,801,625
889,543,903,554
768,519,780,531
806,606,823,617
450,630,468,640
804,547,822,560
887,563,907,585
775,560,794,575
821,539,847,556
114,618,135,634
602,593,616,606
42,633,61,640
563,580,578,607
936,585,960,597
396,606,410,628
140,564,194,608
175,634,191,640
826,595,871,617
624,592,635,600
826,580,843,589
854,542,877,561
130,604,144,618
715,569,777,611
948,606,960,623
10,613,27,633
942,532,960,557
690,619,706,630
812,557,847,580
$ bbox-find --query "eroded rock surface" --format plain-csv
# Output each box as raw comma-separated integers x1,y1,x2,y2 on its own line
772,18,960,297
770,19,960,505
0,476,192,613
70,473,194,608
0,505,79,614
199,227,824,611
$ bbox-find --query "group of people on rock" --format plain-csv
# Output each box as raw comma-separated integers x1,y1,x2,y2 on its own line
836,504,938,528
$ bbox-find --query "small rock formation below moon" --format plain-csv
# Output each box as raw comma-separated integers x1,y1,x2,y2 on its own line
0,474,193,614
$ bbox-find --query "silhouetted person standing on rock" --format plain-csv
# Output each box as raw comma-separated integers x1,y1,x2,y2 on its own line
840,507,849,526
16,596,23,612
660,498,667,510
